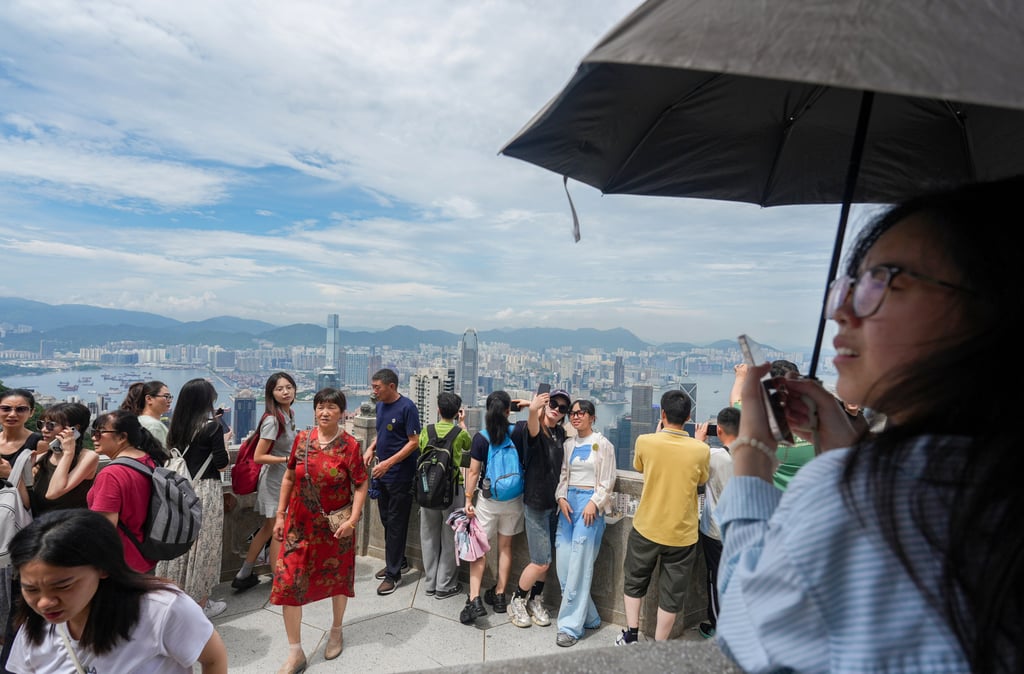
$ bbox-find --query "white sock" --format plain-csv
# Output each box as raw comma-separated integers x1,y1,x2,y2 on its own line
236,561,254,578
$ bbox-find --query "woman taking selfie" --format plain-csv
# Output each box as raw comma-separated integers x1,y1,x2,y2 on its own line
716,176,1024,673
31,402,98,515
6,509,226,673
271,388,368,672
158,379,229,619
120,381,172,452
232,372,298,592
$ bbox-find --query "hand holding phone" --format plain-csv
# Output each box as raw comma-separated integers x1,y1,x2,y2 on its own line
50,428,81,454
537,383,551,395
737,334,795,445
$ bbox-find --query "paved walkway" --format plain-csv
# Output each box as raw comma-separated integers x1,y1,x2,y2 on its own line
208,555,716,673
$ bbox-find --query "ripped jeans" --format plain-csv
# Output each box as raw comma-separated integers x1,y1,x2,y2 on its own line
555,486,606,638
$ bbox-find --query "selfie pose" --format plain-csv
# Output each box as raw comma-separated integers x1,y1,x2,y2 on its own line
716,176,1023,673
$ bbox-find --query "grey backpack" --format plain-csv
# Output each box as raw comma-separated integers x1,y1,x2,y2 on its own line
111,457,203,560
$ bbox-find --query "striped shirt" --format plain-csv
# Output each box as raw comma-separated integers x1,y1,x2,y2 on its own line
716,438,969,673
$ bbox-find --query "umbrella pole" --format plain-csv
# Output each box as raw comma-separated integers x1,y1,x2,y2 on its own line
808,91,874,380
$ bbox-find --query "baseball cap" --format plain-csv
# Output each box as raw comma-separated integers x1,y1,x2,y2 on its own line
550,389,571,405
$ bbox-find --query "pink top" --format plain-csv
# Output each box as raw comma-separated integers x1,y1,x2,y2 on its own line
87,456,157,573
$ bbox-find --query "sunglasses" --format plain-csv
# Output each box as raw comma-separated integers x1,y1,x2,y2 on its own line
826,264,973,320
549,401,569,414
90,429,119,440
0,405,31,415
37,420,60,432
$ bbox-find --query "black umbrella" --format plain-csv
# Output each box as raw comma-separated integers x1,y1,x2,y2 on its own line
501,0,1024,377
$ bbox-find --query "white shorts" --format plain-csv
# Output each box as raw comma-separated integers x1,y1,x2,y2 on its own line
475,494,525,538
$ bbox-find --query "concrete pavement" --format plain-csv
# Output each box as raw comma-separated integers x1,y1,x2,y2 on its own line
207,555,732,673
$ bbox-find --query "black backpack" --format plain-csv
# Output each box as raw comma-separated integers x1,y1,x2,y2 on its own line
415,424,460,510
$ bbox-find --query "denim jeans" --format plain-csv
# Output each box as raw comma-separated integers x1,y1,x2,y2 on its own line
555,487,605,637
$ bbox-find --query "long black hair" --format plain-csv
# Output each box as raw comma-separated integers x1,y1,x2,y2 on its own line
11,509,172,654
92,410,166,466
484,391,512,444
839,175,1023,673
119,381,166,415
167,378,218,453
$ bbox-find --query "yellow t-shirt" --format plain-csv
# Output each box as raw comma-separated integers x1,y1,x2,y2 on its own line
632,429,709,547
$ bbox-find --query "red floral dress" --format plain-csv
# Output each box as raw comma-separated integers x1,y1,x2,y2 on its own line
270,428,368,606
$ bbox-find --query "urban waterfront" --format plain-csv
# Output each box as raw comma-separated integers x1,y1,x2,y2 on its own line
0,365,795,439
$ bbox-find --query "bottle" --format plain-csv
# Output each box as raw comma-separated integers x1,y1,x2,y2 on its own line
480,477,492,499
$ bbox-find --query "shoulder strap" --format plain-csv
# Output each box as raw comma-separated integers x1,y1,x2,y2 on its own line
110,456,154,477
427,424,439,444
440,425,460,442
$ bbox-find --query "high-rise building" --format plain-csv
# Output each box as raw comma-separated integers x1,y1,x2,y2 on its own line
629,384,655,461
345,352,369,387
613,356,625,388
234,391,258,439
317,314,340,391
458,328,479,407
325,314,339,370
411,369,445,427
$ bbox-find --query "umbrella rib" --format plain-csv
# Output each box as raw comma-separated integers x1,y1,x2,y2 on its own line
604,71,723,192
759,86,830,205
944,101,976,182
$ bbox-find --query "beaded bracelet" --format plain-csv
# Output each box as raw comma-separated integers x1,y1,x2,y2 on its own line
732,436,780,468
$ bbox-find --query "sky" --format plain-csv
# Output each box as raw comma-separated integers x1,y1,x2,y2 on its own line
0,0,881,351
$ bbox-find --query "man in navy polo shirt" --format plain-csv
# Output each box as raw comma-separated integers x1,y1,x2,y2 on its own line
363,368,422,595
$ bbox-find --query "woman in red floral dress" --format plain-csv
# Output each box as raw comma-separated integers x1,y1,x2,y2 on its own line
271,388,368,673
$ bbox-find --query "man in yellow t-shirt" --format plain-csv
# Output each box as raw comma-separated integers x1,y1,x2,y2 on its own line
616,390,709,645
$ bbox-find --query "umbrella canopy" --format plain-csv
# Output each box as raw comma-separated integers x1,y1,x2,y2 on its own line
502,0,1024,204
501,0,1024,375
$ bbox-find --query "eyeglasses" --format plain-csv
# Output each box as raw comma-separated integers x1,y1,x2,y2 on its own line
549,401,569,414
151,394,173,400
37,421,60,432
569,410,589,418
826,264,973,320
0,405,31,415
90,429,119,440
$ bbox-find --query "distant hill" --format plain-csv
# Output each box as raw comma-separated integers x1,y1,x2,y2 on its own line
0,297,763,353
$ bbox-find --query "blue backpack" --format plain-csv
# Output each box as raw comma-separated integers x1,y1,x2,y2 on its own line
480,424,524,501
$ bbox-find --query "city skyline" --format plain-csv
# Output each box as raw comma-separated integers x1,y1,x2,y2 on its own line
0,1,869,349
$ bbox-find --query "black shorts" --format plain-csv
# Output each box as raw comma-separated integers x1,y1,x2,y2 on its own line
622,526,697,614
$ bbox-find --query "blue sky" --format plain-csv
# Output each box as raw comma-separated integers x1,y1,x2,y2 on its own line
0,1,878,349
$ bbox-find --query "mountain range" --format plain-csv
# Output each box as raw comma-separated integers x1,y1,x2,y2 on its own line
0,297,748,353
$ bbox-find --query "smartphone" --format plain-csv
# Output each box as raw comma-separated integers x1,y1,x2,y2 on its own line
50,428,81,454
706,423,718,437
537,383,551,395
510,401,522,412
737,334,794,445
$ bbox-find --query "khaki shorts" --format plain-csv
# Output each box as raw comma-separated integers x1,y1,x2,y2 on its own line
475,494,525,539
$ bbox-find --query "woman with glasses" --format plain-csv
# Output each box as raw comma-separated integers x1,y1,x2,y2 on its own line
6,509,227,673
86,409,167,573
30,402,98,515
120,381,172,452
157,379,229,620
552,399,616,647
232,372,298,592
716,176,1024,673
506,388,572,629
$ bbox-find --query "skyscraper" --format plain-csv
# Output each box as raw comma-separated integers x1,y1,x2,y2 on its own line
411,369,445,427
233,390,258,439
613,355,625,388
459,328,479,407
317,313,340,390
629,384,655,462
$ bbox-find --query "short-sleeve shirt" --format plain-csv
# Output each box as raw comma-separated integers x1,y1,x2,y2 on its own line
375,395,421,484
7,589,213,673
523,422,566,510
87,456,157,573
632,429,710,547
469,420,528,465
419,421,472,485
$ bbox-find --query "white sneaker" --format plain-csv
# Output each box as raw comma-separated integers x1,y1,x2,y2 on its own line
526,596,551,626
508,596,531,628
203,599,227,619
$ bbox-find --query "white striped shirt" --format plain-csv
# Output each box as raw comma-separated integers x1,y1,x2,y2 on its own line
716,438,969,673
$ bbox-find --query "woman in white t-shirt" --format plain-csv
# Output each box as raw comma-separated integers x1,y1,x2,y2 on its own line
552,399,616,648
6,509,227,674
